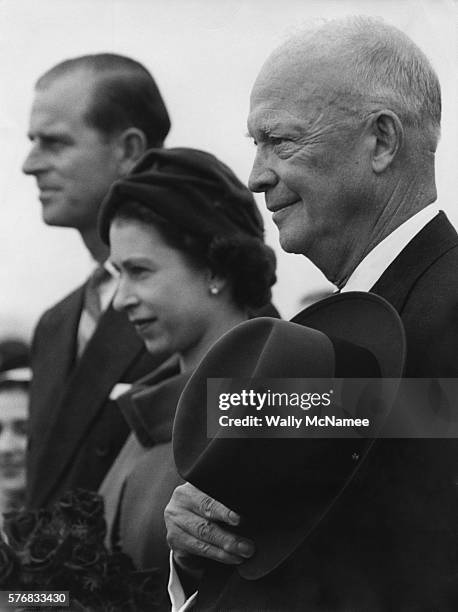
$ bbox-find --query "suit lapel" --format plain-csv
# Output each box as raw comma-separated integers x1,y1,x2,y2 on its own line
370,212,458,310
33,305,145,506
29,287,83,438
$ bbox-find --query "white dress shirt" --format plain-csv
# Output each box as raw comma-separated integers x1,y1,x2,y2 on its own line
77,261,119,356
341,204,439,292
168,554,198,612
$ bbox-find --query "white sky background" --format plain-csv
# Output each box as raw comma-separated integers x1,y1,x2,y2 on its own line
0,0,456,339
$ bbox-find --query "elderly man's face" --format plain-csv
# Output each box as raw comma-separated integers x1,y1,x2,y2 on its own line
247,54,374,277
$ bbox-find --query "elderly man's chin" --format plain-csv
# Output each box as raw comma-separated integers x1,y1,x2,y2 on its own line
276,223,311,255
273,207,310,254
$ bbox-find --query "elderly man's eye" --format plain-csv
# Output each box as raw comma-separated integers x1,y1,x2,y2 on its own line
269,137,297,158
270,136,294,148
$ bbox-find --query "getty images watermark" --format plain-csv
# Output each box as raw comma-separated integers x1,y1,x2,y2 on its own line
206,378,458,438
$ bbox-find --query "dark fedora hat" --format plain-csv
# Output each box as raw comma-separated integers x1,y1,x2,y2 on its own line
173,292,406,580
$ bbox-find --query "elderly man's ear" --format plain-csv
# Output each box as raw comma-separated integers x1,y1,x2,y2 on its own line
369,110,403,174
115,127,149,175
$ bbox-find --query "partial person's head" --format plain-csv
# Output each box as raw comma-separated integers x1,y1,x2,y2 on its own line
0,340,31,493
99,148,276,370
247,16,441,285
22,54,170,234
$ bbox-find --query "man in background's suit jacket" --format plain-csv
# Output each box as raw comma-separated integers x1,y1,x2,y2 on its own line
27,289,161,509
165,18,458,611
22,54,171,508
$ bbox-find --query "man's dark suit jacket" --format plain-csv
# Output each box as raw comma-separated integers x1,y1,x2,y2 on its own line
26,283,163,509
193,212,458,611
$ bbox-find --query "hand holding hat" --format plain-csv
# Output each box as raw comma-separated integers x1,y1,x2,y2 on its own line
169,292,406,579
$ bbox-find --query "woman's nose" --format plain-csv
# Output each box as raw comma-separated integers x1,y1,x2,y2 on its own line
112,276,139,312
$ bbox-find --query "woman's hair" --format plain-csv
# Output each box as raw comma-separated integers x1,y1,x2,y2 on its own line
113,199,276,311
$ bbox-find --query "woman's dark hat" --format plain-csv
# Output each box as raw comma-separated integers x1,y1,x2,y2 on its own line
173,292,406,580
98,147,264,244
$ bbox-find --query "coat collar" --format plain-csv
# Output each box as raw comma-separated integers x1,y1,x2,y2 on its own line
117,357,191,448
370,212,458,312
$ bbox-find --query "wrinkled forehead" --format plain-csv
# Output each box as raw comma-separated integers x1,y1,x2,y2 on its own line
252,40,350,102
248,44,362,138
249,54,342,130
250,49,300,103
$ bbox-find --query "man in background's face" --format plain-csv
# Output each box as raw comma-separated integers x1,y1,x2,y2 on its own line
22,70,123,233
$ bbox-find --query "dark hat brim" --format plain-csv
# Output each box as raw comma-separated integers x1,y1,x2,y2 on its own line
173,291,406,580
291,291,406,378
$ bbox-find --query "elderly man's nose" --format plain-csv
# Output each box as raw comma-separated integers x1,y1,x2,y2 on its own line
248,152,276,193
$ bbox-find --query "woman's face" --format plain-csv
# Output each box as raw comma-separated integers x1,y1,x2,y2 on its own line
110,218,222,367
0,387,28,490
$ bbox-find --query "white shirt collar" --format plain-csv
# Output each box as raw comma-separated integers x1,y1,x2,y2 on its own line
86,260,119,312
341,204,439,293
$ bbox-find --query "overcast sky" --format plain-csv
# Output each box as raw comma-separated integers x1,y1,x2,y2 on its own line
0,0,456,338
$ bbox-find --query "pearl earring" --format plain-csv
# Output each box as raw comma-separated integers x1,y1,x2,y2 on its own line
209,285,220,295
